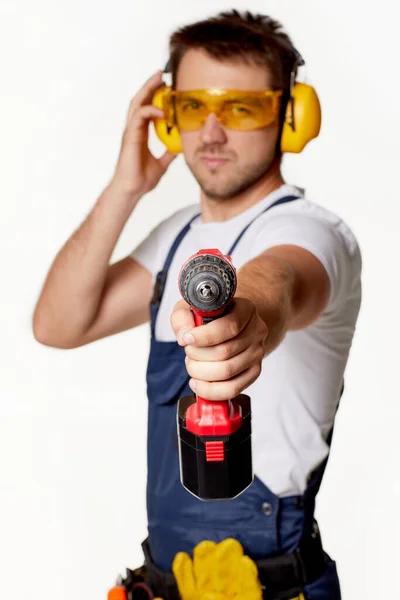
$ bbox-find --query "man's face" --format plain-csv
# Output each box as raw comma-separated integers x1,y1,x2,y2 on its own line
175,49,281,201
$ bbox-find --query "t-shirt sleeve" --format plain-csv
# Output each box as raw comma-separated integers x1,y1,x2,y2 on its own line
129,222,162,276
129,204,200,278
248,210,361,309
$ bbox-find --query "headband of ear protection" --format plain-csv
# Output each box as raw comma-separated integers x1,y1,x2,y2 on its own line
152,46,321,154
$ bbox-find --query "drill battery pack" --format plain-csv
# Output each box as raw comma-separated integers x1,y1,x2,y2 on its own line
177,392,253,501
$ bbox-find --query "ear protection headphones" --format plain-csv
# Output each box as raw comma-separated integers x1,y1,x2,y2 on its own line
152,47,321,154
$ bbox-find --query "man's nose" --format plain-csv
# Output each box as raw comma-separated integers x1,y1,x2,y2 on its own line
199,112,227,145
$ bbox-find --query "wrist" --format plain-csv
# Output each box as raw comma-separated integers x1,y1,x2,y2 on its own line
235,288,290,355
107,177,143,207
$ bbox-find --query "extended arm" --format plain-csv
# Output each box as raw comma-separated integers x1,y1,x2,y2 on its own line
170,245,330,400
235,244,330,355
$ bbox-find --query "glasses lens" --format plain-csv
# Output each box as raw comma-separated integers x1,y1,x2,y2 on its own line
173,90,280,131
174,92,210,131
221,94,277,130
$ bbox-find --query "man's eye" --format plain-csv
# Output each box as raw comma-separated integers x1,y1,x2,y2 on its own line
182,102,201,111
232,104,251,114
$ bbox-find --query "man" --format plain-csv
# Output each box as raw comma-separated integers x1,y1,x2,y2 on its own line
33,10,362,600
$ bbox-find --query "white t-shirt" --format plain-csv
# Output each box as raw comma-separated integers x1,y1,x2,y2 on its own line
130,183,362,497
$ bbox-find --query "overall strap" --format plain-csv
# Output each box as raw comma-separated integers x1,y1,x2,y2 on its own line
227,194,301,256
161,212,200,274
150,212,200,336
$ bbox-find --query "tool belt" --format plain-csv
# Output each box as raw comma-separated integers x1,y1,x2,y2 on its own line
119,524,329,600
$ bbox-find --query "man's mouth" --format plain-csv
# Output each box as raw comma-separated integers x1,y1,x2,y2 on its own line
200,156,229,169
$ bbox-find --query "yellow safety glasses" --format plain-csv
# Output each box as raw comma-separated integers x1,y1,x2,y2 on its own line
162,88,283,132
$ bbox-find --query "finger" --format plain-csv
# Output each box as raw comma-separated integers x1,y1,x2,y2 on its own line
170,299,195,345
213,538,243,595
189,362,262,400
158,150,178,171
126,71,163,121
172,552,196,600
184,309,267,361
184,330,255,362
192,540,217,592
124,105,165,143
185,343,264,382
184,300,254,348
237,556,263,600
126,104,164,132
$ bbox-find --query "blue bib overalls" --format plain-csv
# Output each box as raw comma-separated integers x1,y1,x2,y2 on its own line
144,195,342,599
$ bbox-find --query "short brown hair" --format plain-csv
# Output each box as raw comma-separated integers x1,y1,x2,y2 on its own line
168,9,300,92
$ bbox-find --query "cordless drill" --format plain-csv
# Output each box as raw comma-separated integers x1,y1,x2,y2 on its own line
177,249,253,501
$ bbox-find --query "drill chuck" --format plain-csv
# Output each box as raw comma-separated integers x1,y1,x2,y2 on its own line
179,250,236,313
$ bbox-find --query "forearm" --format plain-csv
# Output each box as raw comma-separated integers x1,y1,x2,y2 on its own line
235,254,296,355
33,181,141,345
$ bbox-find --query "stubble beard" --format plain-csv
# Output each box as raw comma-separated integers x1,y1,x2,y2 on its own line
186,154,276,201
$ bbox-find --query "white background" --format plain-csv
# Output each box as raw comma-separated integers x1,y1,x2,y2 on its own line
1,0,399,598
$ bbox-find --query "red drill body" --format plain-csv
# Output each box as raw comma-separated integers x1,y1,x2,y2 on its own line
177,249,253,500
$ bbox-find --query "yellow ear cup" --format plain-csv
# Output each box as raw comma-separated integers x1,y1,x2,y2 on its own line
152,85,182,154
281,82,321,153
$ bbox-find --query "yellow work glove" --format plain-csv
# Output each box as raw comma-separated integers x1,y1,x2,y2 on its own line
171,538,263,600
